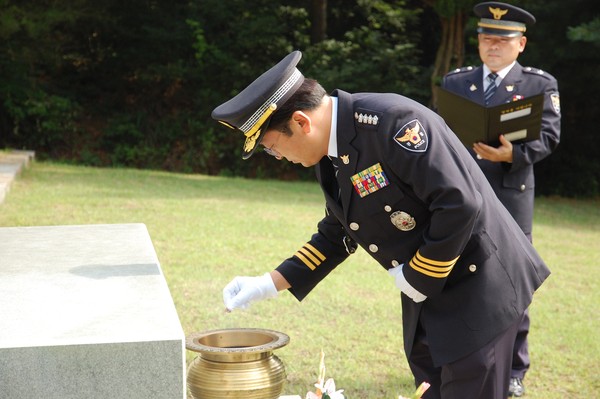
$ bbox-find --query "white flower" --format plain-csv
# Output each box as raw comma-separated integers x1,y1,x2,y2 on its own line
314,378,345,399
305,392,320,399
305,351,429,399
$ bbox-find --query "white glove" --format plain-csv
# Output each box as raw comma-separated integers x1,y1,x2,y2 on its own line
223,273,278,311
388,264,427,303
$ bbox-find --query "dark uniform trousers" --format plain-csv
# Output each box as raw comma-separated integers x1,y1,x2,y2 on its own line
409,311,523,399
442,62,560,379
276,90,550,399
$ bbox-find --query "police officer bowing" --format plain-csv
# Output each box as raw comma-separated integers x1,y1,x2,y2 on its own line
212,50,551,399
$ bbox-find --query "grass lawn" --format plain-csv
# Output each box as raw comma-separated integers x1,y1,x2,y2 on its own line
1,161,598,398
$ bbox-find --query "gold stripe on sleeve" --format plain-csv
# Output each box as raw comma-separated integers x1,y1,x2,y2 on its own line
293,243,327,271
409,251,459,278
298,247,322,266
304,243,326,261
295,251,316,270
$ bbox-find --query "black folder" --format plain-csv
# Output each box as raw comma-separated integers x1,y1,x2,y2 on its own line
436,87,544,146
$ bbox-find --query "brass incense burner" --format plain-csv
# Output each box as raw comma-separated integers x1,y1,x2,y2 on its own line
186,328,289,399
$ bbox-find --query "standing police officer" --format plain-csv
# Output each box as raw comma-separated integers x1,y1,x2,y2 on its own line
442,3,561,396
212,50,550,399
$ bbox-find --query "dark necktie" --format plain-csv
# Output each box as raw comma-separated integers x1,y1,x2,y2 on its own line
484,73,498,105
331,156,339,176
330,156,341,203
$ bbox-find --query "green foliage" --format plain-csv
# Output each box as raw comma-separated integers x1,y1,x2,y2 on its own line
178,0,428,178
430,0,477,18
2,89,80,152
0,0,598,196
567,17,600,44
518,0,600,197
302,1,426,100
0,1,83,153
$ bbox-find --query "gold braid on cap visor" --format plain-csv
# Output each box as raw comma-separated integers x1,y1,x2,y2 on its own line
478,18,526,33
240,68,303,151
243,103,276,152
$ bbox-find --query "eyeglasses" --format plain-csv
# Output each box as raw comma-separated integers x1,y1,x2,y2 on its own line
263,133,282,158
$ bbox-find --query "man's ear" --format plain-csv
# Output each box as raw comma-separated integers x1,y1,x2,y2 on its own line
519,36,527,53
292,111,311,134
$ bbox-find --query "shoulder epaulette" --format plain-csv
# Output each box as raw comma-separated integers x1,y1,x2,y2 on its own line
523,66,552,79
447,66,476,75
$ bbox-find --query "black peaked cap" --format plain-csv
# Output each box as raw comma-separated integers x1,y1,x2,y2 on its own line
211,51,304,159
474,2,536,37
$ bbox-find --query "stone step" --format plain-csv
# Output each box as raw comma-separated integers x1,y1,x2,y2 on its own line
0,149,35,204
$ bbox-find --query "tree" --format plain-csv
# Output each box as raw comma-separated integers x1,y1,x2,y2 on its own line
302,0,424,98
1,0,597,195
518,0,600,196
416,0,477,105
567,16,600,45
0,1,87,151
310,0,328,43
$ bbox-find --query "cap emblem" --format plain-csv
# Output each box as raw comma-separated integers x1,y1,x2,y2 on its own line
489,6,508,20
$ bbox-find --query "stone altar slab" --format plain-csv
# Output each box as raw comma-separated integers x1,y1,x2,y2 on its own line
0,223,185,399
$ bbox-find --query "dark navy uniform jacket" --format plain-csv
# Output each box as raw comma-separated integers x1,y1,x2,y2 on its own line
275,89,550,367
442,63,561,237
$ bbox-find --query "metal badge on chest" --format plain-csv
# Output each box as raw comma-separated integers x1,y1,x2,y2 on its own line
390,210,416,231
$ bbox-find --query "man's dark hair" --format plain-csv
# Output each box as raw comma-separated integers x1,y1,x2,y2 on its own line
269,78,327,136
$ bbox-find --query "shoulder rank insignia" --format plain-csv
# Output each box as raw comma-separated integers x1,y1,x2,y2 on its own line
394,119,428,153
551,93,561,114
449,66,475,75
355,112,379,125
524,66,546,76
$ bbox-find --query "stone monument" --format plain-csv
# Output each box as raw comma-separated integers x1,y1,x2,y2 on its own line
0,223,185,399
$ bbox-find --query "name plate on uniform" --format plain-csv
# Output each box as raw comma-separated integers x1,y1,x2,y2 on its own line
435,87,543,146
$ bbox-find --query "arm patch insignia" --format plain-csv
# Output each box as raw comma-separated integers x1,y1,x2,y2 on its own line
393,119,429,153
